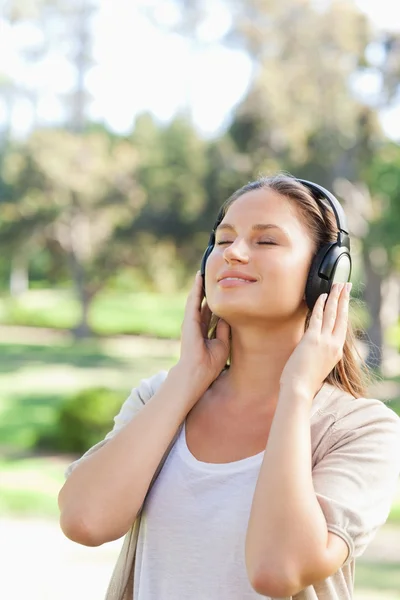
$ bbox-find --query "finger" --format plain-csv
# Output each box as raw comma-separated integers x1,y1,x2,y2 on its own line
184,271,204,319
307,292,327,334
200,301,212,337
215,318,230,346
332,282,351,341
321,283,344,335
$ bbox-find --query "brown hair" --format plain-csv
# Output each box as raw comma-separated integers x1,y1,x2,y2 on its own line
208,173,374,398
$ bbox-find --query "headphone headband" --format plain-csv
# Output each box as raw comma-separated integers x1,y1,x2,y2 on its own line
200,177,351,309
295,178,349,236
208,177,349,244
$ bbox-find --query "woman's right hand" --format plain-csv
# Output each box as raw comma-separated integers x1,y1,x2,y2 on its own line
176,271,231,393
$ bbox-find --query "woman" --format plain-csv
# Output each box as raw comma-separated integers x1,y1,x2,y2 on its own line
59,174,400,600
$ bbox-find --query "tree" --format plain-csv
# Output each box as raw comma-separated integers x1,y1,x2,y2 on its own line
362,142,400,368
1,127,143,335
125,113,209,289
145,0,398,371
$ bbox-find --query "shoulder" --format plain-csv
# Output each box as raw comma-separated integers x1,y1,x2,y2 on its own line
319,383,400,434
311,382,400,466
133,370,170,403
124,369,169,409
107,370,169,434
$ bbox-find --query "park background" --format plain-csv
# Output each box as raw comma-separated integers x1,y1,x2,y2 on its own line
1,0,400,598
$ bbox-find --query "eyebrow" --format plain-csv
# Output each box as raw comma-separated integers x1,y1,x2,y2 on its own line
215,223,290,238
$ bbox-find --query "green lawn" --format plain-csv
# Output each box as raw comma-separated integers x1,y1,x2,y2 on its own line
0,334,179,517
0,289,186,338
0,332,399,524
355,562,400,597
0,337,179,453
0,456,66,518
0,287,388,341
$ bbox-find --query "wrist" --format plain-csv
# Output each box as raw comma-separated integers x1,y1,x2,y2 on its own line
278,382,315,406
168,363,209,404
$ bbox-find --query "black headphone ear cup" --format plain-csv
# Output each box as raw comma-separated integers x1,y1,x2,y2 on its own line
200,245,213,278
305,243,334,310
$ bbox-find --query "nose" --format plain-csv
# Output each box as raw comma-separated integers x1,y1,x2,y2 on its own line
223,238,250,265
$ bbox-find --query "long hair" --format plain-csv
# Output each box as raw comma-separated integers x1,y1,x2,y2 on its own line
208,173,374,398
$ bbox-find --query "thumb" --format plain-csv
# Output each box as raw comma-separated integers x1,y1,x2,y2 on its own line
215,318,230,347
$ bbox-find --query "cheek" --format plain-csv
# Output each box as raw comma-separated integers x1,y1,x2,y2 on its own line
204,248,220,278
267,252,311,290
203,251,219,297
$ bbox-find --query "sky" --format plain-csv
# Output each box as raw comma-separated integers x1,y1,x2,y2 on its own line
0,0,400,140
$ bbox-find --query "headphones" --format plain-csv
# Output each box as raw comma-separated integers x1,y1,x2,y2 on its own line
200,178,352,311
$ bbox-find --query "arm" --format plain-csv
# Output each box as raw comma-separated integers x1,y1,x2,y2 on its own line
245,285,351,596
59,272,231,548
245,384,400,597
245,385,348,597
58,365,200,547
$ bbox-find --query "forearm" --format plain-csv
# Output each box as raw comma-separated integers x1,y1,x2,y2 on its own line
59,365,199,546
245,386,329,594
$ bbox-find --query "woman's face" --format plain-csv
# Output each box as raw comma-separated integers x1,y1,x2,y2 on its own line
205,188,316,325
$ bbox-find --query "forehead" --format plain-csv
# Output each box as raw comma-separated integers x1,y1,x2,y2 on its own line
222,188,309,238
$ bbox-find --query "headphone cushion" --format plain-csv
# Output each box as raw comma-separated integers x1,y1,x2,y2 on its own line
200,245,213,277
305,242,334,310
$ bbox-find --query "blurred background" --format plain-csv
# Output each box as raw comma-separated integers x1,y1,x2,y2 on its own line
1,0,400,598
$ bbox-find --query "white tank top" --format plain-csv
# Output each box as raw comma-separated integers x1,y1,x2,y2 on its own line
133,419,270,599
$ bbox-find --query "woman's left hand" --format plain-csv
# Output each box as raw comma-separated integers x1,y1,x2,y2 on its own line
279,282,352,401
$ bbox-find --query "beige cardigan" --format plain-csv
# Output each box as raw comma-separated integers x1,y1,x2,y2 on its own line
65,371,400,600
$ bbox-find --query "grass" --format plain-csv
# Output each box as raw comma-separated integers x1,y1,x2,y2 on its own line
1,287,393,341
0,330,399,524
0,337,179,454
1,293,399,599
355,562,400,596
0,289,186,338
0,456,66,518
0,334,179,518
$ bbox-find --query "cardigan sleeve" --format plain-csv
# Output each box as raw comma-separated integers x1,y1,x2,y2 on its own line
312,399,400,566
64,370,169,478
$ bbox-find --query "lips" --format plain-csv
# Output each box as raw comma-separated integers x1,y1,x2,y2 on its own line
217,271,257,282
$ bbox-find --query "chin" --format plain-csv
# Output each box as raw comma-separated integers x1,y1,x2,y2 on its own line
208,296,262,323
209,295,302,326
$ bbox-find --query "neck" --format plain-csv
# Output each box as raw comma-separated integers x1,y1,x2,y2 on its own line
218,317,307,410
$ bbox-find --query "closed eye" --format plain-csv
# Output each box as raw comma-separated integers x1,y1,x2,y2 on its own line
216,241,277,245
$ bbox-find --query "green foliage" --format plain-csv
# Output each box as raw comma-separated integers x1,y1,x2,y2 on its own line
0,336,178,454
0,127,144,334
222,0,378,179
363,142,400,271
48,387,123,453
126,113,211,289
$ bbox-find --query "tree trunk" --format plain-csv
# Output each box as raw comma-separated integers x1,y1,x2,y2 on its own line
362,244,383,371
68,250,92,338
74,286,92,339
380,273,400,377
10,254,29,297
69,1,94,132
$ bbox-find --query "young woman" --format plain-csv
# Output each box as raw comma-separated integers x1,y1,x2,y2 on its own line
59,174,400,600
